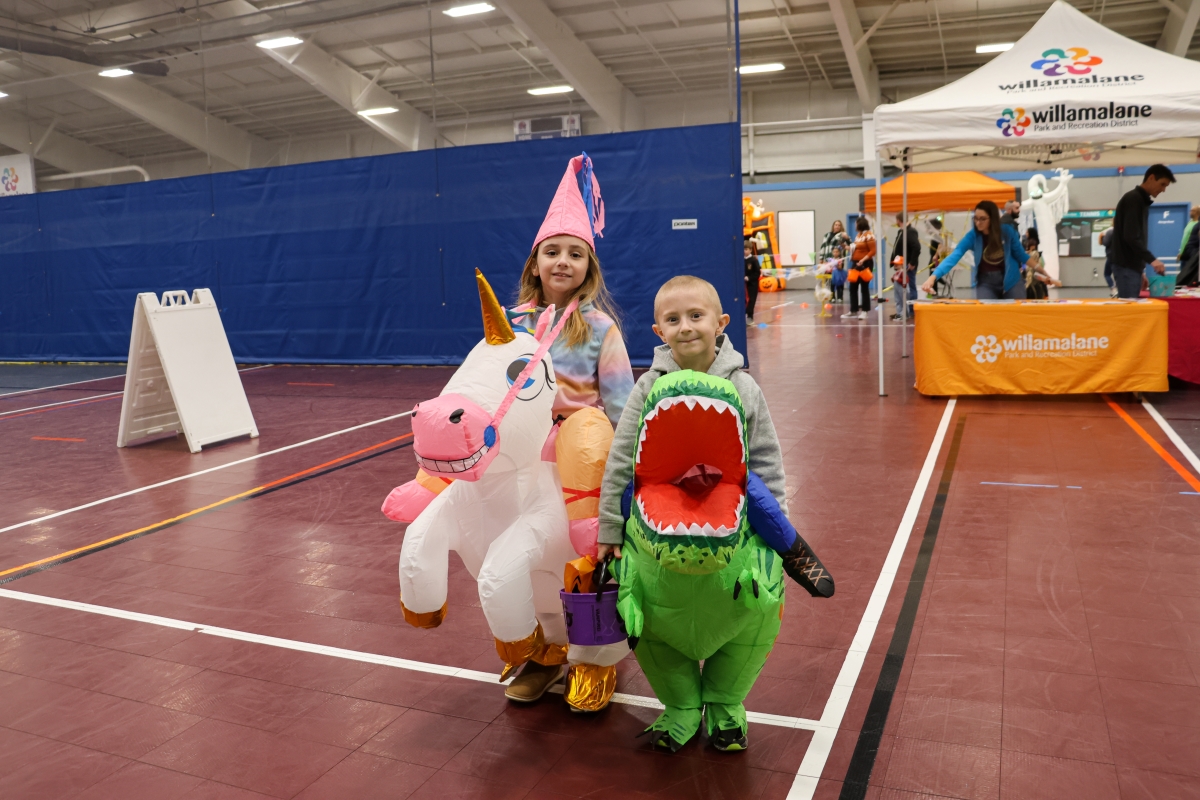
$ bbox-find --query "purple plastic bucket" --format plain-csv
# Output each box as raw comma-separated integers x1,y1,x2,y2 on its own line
560,588,626,646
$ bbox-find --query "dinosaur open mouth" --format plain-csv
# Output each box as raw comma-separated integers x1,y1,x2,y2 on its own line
634,395,746,536
415,443,490,474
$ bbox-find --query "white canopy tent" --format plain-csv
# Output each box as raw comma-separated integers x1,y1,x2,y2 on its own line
874,0,1200,172
864,0,1200,396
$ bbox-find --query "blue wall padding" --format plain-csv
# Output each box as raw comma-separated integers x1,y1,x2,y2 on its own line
0,124,744,365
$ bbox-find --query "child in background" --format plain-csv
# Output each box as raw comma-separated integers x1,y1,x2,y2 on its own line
829,245,847,303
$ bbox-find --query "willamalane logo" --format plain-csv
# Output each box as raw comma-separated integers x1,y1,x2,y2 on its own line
1000,45,1143,93
970,333,1110,364
1030,47,1102,76
995,102,1152,135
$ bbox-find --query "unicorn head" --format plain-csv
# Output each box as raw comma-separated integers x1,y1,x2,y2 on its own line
410,271,559,481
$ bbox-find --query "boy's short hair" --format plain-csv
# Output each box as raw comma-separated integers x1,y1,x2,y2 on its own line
654,275,723,320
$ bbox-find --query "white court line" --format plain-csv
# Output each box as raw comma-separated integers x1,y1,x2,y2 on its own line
0,392,121,417
771,301,796,309
0,587,822,731
0,408,412,535
0,372,126,400
0,365,274,414
1142,399,1200,477
787,398,957,800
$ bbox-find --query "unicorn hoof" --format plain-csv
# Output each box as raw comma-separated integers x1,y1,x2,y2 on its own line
504,661,564,702
399,597,446,629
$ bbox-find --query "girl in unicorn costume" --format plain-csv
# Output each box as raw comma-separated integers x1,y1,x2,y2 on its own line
382,154,635,711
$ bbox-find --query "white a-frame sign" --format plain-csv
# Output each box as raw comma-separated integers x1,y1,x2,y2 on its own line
117,289,258,453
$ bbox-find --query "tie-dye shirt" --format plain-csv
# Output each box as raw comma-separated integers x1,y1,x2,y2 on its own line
512,302,634,426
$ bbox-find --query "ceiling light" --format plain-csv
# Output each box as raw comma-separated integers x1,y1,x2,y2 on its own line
443,2,494,17
528,85,573,95
738,63,785,74
358,107,399,117
257,36,303,50
976,43,1014,54
98,68,133,78
0,91,8,99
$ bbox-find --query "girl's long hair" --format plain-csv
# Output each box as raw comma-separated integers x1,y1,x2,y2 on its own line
517,245,622,349
976,200,1004,260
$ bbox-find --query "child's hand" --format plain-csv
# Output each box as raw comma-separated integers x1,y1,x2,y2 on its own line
597,544,623,561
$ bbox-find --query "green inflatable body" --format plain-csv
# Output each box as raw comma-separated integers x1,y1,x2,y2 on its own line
614,370,785,751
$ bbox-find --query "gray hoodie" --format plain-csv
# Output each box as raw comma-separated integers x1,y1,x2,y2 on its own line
598,334,788,545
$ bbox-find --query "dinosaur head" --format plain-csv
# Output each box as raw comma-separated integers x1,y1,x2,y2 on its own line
629,370,749,574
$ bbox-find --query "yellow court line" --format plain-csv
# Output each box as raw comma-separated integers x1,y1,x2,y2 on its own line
0,432,413,579
1103,396,1200,494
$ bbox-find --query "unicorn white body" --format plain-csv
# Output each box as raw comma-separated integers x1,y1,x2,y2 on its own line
398,325,575,648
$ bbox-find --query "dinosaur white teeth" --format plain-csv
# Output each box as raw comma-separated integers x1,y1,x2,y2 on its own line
696,397,712,410
684,397,697,410
702,523,716,536
687,523,703,537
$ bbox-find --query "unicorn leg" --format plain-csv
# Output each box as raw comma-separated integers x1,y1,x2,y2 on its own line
397,485,462,628
479,464,569,681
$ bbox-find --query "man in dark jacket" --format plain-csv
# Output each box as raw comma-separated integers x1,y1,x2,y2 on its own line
1111,164,1174,298
891,213,921,320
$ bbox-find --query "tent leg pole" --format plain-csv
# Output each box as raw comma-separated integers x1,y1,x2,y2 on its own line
902,169,908,359
876,160,886,397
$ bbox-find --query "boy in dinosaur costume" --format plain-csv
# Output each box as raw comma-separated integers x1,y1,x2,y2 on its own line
598,276,832,752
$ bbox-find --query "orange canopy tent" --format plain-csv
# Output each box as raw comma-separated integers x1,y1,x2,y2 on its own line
860,171,1016,214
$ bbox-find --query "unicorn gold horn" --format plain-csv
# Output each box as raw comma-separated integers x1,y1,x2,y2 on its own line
476,269,515,345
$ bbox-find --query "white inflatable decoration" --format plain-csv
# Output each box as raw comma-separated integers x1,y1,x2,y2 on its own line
1019,168,1072,282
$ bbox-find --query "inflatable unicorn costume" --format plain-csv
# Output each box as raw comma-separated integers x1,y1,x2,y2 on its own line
383,155,627,711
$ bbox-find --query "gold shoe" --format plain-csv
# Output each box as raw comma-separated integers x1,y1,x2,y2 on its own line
504,661,565,703
564,664,617,713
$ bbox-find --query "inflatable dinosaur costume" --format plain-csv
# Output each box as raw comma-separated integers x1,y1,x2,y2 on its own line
614,370,800,752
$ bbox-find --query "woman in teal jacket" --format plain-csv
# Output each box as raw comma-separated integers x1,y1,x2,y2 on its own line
921,200,1028,300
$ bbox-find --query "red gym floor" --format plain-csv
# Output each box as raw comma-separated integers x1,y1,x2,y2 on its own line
1,303,1198,799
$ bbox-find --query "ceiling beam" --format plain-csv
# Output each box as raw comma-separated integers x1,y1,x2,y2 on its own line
208,0,433,150
259,40,435,150
1158,0,1200,53
0,112,132,177
24,54,277,170
493,0,643,132
826,0,879,110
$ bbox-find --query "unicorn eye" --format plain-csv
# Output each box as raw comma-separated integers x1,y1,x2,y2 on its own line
507,358,535,389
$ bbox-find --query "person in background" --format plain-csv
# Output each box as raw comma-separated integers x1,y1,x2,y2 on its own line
829,244,848,303
1111,164,1175,298
819,219,852,262
921,200,1027,300
1179,207,1199,261
1000,200,1021,232
849,216,876,319
1177,213,1199,287
744,241,761,322
891,212,920,321
1100,225,1117,297
1022,228,1061,299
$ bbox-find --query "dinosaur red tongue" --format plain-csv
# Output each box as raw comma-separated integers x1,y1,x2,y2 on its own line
672,464,724,496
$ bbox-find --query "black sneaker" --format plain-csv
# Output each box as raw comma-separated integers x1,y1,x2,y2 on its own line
711,727,748,751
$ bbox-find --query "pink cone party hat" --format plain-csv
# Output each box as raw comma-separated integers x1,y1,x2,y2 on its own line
532,153,605,251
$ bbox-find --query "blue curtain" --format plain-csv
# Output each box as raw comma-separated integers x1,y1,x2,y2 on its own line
0,123,743,365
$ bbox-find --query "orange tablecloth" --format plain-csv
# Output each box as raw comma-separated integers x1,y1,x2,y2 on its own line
913,299,1168,396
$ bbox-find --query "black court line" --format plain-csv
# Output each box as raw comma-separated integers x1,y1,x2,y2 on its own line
838,415,967,800
0,441,412,586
